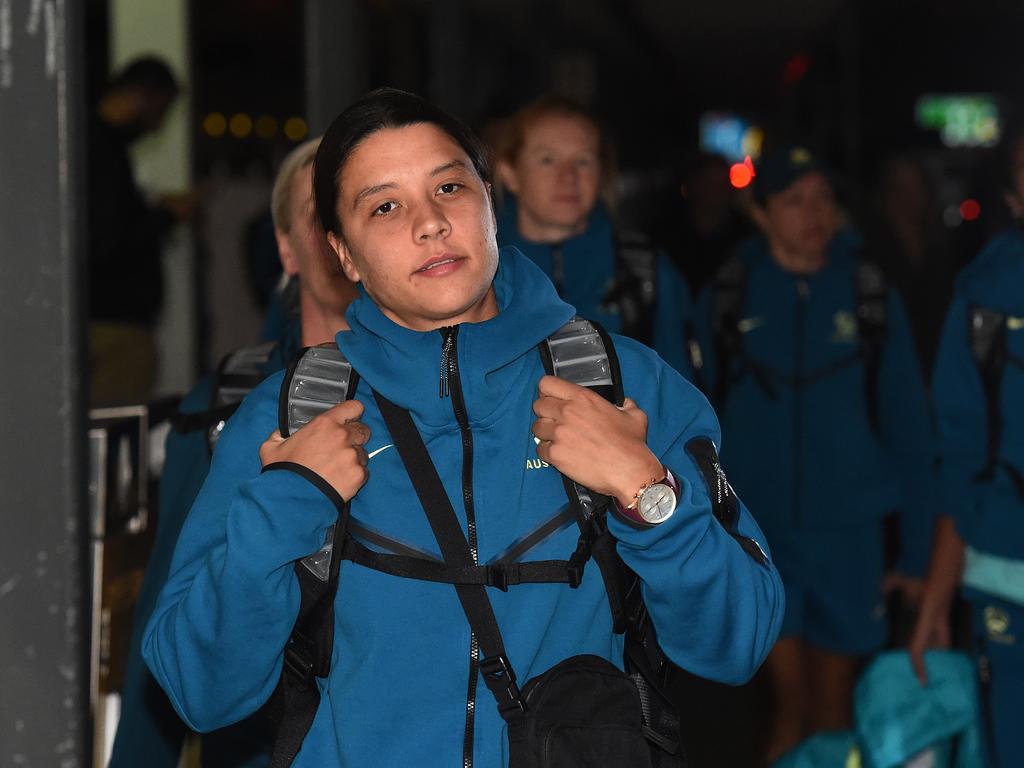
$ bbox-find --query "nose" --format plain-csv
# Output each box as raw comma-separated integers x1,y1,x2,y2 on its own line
556,161,579,185
414,199,451,242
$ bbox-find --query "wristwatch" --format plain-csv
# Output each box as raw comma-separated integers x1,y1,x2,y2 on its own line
615,469,678,525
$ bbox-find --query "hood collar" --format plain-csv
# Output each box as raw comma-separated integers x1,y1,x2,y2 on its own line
336,247,575,428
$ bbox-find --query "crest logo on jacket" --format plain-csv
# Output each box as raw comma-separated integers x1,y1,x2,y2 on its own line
984,605,1015,645
830,311,858,344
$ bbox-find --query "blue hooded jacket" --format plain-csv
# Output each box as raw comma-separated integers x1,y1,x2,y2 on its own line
497,202,694,379
692,234,936,575
143,247,783,768
932,227,1024,565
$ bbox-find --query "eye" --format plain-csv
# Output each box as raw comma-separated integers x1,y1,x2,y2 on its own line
438,182,463,195
373,201,396,217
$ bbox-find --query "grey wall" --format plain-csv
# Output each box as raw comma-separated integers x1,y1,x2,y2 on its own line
0,0,90,765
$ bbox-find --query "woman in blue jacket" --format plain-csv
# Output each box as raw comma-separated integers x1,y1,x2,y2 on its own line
911,131,1024,766
143,89,783,767
692,147,936,763
493,97,694,378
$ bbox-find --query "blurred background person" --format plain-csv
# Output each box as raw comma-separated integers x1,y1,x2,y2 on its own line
692,147,936,764
867,154,958,382
910,125,1024,768
108,137,357,768
87,56,196,405
493,96,694,378
652,152,754,295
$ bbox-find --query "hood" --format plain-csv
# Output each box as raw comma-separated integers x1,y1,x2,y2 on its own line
958,225,1024,311
336,246,575,429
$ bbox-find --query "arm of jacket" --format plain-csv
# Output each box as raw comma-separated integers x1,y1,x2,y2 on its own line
652,252,695,381
606,337,785,685
930,295,988,543
142,371,342,732
877,291,939,576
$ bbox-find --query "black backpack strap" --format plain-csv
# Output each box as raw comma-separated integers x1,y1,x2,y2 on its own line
709,256,755,410
854,260,888,436
604,230,658,345
266,343,359,768
372,390,528,724
968,305,1010,487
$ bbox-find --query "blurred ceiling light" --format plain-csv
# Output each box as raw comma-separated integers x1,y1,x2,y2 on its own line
229,113,254,139
284,117,308,142
255,115,278,139
203,112,227,138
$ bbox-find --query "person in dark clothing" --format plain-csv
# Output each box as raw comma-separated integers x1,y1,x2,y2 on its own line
866,155,958,381
653,152,754,295
88,56,191,404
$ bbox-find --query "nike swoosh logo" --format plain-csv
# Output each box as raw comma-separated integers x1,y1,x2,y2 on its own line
367,444,394,460
737,316,765,333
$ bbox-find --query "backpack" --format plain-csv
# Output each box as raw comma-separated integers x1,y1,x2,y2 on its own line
603,231,659,346
696,255,888,434
966,305,1024,497
169,341,279,455
265,316,764,766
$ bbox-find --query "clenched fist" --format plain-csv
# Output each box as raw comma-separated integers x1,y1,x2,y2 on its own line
260,400,371,502
531,375,664,508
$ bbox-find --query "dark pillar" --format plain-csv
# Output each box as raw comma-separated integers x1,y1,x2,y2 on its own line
304,0,367,135
0,0,90,765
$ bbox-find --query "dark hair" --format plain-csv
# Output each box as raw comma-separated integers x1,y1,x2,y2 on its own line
313,88,490,237
108,56,179,96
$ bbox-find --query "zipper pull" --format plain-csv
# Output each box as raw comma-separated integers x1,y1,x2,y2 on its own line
439,327,455,398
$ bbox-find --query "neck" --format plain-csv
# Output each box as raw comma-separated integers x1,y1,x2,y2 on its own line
382,286,500,332
769,240,828,275
516,207,588,244
299,290,350,347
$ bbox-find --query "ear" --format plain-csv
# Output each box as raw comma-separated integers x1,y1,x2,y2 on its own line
495,159,521,196
328,231,361,283
748,201,770,234
275,229,300,276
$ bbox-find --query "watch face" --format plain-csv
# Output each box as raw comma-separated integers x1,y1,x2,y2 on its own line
638,483,676,524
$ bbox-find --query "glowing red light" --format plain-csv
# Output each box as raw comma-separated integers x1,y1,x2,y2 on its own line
960,199,981,221
729,156,756,190
730,162,754,189
782,55,812,86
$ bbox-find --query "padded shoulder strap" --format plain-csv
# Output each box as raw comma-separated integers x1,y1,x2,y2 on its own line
188,341,278,451
608,230,658,344
279,342,359,438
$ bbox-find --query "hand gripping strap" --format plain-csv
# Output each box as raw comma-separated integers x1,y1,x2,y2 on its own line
685,437,768,566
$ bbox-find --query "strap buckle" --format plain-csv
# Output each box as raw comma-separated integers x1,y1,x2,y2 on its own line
283,639,316,686
479,654,525,715
486,564,520,592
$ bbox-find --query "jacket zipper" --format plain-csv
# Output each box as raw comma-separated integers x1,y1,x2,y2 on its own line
793,278,808,526
440,325,480,768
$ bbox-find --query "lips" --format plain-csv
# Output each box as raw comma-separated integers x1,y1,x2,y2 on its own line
415,254,465,274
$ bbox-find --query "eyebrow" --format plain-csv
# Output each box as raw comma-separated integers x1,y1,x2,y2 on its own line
351,160,469,210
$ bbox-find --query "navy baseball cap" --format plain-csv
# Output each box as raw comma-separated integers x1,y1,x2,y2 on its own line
754,146,831,201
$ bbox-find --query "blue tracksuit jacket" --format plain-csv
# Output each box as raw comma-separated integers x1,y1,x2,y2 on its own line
111,329,298,768
143,247,783,768
497,202,694,379
692,234,936,576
